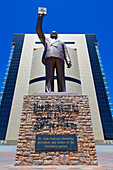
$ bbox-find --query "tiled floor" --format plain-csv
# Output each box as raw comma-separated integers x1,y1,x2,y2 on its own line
0,145,113,169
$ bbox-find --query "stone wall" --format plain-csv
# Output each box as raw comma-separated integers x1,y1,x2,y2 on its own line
14,94,98,166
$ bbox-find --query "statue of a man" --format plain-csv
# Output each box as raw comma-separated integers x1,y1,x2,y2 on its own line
36,12,72,92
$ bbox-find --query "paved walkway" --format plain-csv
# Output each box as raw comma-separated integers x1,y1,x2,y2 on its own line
0,145,113,169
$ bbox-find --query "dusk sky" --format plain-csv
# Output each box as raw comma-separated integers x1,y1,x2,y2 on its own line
0,0,113,106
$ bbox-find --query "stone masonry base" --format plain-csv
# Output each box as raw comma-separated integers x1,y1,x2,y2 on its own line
14,94,98,166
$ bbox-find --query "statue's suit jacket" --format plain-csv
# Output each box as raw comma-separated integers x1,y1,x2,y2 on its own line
42,38,71,65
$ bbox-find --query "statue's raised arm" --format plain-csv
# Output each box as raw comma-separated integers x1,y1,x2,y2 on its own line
36,8,46,45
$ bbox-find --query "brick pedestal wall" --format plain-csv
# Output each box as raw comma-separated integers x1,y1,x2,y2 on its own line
14,94,98,166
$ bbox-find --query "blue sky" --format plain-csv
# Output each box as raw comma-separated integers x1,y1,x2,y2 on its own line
0,0,113,103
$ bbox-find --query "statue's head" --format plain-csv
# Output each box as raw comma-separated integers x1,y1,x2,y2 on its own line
50,31,58,39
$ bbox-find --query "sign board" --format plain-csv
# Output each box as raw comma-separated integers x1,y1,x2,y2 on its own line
35,135,78,151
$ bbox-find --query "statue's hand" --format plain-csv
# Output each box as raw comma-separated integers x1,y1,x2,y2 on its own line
67,61,72,68
39,14,45,17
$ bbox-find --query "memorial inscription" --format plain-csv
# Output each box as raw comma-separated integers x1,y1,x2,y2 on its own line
33,102,79,132
33,101,78,151
35,135,78,151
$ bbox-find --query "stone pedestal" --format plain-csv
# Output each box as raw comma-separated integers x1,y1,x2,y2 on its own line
14,93,98,166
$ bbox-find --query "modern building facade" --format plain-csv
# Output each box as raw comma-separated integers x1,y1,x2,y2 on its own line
0,34,113,144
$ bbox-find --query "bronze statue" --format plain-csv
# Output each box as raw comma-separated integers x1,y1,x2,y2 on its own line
36,8,72,92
